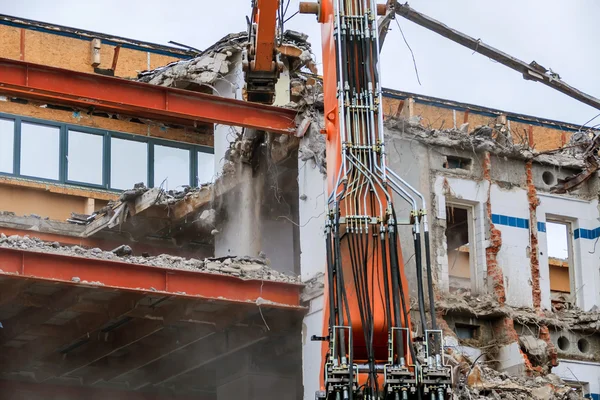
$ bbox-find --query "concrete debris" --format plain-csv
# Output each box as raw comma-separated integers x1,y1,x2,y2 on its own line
137,30,314,93
438,292,600,334
111,244,132,256
0,234,298,283
137,32,247,88
552,131,600,193
118,182,148,201
197,209,216,227
385,117,587,170
451,357,582,400
298,110,326,174
518,335,548,367
300,272,325,303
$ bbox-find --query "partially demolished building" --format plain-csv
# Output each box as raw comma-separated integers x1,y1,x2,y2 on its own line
0,12,598,400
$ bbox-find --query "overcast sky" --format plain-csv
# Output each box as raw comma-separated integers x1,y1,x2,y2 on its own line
2,1,599,124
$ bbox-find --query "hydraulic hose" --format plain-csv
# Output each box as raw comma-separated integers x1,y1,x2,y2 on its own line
325,224,338,342
388,216,417,363
424,231,437,330
413,230,428,335
386,221,405,363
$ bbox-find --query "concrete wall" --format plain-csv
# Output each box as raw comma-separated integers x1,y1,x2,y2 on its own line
432,176,488,295
553,359,600,398
382,91,581,152
490,184,533,308
537,193,600,311
384,127,600,311
298,158,326,400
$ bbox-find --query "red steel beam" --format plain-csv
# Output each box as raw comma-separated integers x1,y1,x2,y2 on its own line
0,247,303,309
0,58,297,135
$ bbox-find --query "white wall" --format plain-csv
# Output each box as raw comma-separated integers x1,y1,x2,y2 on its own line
490,185,533,308
433,176,488,294
298,160,326,281
298,158,327,400
537,194,600,311
554,359,600,398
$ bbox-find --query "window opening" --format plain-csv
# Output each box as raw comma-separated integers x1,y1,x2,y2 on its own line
454,323,479,340
446,205,473,293
20,122,60,180
0,118,14,174
444,156,472,170
546,220,574,305
110,137,148,190
197,151,215,185
68,130,103,185
154,144,190,191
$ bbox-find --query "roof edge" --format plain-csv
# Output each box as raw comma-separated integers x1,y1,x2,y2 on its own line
383,88,584,133
0,13,194,59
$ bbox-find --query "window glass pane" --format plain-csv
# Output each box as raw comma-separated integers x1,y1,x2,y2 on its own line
197,151,214,185
154,145,189,190
68,130,103,185
111,137,147,190
547,221,569,260
0,119,14,173
21,122,60,180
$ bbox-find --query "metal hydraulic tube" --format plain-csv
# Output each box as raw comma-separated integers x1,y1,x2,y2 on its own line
297,0,452,398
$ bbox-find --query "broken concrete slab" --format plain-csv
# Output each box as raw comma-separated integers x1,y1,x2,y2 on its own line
0,233,298,283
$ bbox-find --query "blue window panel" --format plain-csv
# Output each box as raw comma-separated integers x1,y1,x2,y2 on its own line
517,218,526,229
574,229,580,239
524,219,530,229
499,215,508,226
508,217,517,227
491,214,500,224
537,222,546,232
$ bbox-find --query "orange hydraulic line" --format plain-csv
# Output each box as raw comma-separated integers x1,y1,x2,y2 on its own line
315,0,414,390
0,58,297,135
252,0,280,72
0,247,303,309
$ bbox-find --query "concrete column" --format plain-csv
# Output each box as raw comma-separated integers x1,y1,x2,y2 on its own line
213,53,243,174
298,157,326,400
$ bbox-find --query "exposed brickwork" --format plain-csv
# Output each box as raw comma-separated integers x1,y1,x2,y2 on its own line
539,326,559,368
483,152,506,304
525,162,558,369
526,161,542,310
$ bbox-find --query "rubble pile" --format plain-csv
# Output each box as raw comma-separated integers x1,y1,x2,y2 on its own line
451,357,581,400
385,117,587,170
439,292,600,334
137,30,315,94
137,32,247,88
0,233,298,283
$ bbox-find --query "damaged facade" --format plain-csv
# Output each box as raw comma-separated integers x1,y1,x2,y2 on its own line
382,92,600,398
0,10,598,400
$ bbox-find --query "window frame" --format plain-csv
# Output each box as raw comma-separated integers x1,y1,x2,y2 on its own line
445,201,480,294
546,217,576,300
0,112,214,192
18,118,63,183
65,125,108,189
0,116,17,175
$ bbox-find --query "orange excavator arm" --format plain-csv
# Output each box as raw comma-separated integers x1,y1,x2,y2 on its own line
243,0,283,104
247,1,453,399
